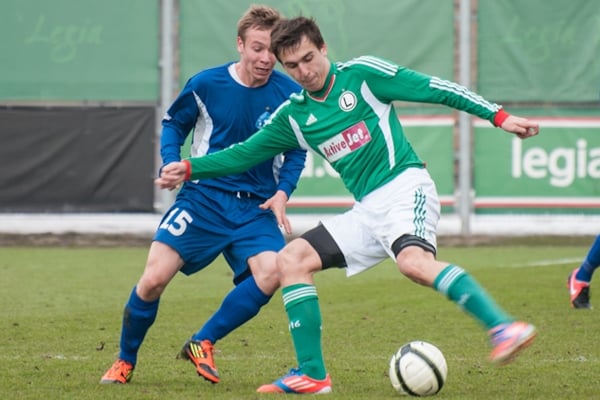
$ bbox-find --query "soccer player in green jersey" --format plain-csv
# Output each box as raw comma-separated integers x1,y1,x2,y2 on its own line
156,16,540,394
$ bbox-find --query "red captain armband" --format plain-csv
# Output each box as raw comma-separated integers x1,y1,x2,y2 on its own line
493,109,510,127
183,159,192,181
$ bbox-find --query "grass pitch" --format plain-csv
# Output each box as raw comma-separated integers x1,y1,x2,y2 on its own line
1,239,600,399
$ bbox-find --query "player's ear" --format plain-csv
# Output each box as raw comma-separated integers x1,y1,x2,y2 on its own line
320,43,328,57
236,36,244,54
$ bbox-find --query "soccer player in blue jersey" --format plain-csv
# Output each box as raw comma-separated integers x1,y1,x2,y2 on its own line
156,16,539,394
100,5,305,385
568,235,600,308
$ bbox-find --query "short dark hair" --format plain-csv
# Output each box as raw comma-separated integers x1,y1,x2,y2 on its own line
270,16,325,61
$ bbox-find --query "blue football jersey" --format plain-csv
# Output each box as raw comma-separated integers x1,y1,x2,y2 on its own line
160,62,305,199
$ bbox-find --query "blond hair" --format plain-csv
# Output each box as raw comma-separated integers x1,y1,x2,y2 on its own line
237,4,282,41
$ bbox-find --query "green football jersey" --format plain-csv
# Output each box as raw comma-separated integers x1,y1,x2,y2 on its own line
187,56,502,200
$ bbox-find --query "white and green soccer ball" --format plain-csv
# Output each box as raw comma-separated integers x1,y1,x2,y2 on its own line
389,341,448,397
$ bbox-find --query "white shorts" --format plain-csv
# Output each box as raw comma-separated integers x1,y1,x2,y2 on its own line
321,168,441,277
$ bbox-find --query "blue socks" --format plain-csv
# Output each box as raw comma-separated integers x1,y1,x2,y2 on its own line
576,235,600,282
192,276,271,344
117,278,271,365
119,286,160,365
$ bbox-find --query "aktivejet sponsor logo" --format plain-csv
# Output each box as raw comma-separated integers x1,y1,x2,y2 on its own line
318,121,371,162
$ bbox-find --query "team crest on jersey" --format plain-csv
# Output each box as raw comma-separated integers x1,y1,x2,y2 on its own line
338,91,357,112
255,109,271,129
318,121,371,162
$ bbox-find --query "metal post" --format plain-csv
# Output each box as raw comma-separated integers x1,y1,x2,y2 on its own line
156,0,176,212
457,0,472,236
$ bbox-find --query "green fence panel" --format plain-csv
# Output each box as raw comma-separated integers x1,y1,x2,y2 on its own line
405,125,454,196
0,0,159,101
179,0,454,87
478,0,600,102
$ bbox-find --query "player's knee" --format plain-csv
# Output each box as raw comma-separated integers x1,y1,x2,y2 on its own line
277,244,305,272
247,252,281,295
254,267,281,294
396,249,432,285
137,269,169,301
249,250,278,274
138,244,182,300
276,240,319,281
136,279,165,301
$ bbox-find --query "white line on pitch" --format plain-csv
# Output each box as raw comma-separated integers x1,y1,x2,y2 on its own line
506,258,581,268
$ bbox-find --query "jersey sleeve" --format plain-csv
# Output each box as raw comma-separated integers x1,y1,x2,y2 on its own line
357,57,503,123
277,147,307,198
186,106,300,181
159,78,201,166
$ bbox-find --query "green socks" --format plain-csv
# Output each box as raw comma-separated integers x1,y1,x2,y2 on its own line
280,266,509,380
281,284,327,380
434,265,513,330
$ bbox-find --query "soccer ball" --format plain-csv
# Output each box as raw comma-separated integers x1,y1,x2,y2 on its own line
389,341,448,396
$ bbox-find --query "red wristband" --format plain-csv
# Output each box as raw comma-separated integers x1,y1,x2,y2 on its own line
183,159,192,181
493,109,510,127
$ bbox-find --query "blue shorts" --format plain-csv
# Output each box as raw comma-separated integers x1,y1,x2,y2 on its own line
154,185,285,284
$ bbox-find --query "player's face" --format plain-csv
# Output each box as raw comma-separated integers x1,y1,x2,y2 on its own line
278,35,329,93
237,27,276,87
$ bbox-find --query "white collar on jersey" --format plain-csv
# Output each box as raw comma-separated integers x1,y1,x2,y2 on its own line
228,63,248,87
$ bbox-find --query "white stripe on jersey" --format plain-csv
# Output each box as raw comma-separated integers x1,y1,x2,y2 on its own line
360,81,396,169
339,56,398,76
430,77,501,112
288,115,315,153
265,98,292,126
191,91,213,157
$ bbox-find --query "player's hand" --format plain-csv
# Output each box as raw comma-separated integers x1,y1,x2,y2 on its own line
259,190,292,234
155,161,187,190
501,115,539,139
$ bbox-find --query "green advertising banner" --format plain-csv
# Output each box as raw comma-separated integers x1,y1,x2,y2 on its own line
0,0,159,101
179,0,454,87
474,119,600,212
478,0,600,102
289,120,455,212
